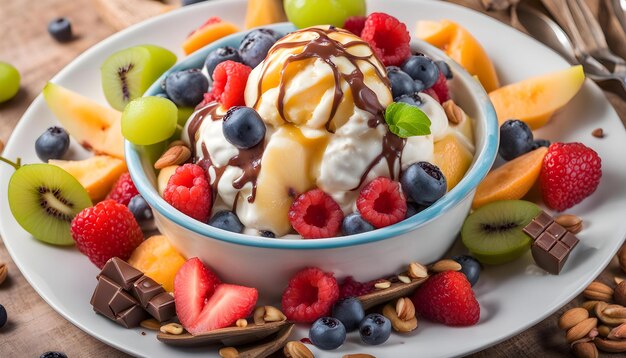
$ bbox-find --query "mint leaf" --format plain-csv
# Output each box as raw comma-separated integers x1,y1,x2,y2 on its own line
384,102,431,138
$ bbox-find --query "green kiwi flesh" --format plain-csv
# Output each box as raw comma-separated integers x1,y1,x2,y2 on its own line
461,200,541,265
8,164,92,245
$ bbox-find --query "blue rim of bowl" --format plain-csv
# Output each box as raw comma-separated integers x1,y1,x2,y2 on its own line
126,22,499,250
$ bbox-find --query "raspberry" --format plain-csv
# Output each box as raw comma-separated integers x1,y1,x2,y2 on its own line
339,276,375,299
106,172,139,206
540,142,602,211
208,60,252,110
412,271,480,326
422,88,439,103
163,163,212,222
361,13,411,66
281,267,340,323
70,200,144,268
357,177,407,228
288,189,344,239
343,16,366,36
430,71,450,103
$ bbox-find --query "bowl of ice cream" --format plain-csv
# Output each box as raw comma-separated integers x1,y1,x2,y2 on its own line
126,22,498,300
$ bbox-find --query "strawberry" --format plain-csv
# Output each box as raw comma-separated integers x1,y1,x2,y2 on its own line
174,257,221,330
540,142,602,211
412,271,480,326
70,200,144,268
188,284,258,334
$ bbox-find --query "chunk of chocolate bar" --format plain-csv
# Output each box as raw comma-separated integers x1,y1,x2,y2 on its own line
116,304,148,329
99,257,143,291
131,275,165,308
524,211,580,274
91,275,123,319
146,292,176,322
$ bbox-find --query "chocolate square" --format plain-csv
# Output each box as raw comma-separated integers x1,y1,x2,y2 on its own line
108,289,138,316
131,276,165,308
535,232,557,251
100,257,143,291
546,222,567,240
561,232,580,249
91,276,122,319
535,211,554,228
146,292,176,322
115,304,148,329
549,241,570,261
523,221,545,239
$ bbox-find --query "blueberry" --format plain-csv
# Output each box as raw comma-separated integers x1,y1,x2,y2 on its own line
453,255,481,286
35,126,70,162
498,119,534,161
209,211,244,233
0,304,6,328
405,202,425,218
48,18,72,43
359,313,391,345
204,46,243,79
332,297,365,331
128,195,153,224
239,29,279,68
182,0,209,5
40,353,68,358
400,162,447,207
401,55,440,90
164,69,209,107
532,138,551,149
259,230,275,238
386,66,418,99
395,92,423,107
341,213,374,236
435,60,453,80
222,106,266,149
309,317,346,350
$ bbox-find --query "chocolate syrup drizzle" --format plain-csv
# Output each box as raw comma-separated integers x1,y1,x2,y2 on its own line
187,101,222,158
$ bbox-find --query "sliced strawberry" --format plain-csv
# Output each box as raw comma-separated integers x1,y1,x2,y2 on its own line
173,258,221,329
187,284,258,334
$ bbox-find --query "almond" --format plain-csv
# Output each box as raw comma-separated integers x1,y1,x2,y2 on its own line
139,318,160,331
235,319,248,328
219,347,240,358
559,307,589,330
442,100,465,125
595,338,626,353
382,303,417,333
408,262,428,279
555,214,583,234
0,262,7,286
160,322,184,335
581,301,601,312
614,281,626,306
598,325,611,337
374,280,391,289
572,341,598,358
397,275,411,284
154,145,191,169
583,282,614,302
253,306,266,325
608,322,626,340
284,341,314,358
595,302,626,326
395,297,416,321
430,259,462,273
263,306,287,322
566,318,598,343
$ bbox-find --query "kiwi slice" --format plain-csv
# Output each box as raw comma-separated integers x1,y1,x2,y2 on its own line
461,200,541,265
101,45,176,111
8,164,92,245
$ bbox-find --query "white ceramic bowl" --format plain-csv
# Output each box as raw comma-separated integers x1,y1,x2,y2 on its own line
126,23,498,300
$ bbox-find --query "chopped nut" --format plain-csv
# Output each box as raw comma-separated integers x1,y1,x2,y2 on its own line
583,282,614,302
219,347,240,358
559,307,589,330
555,214,583,234
397,275,411,284
566,318,598,343
374,280,391,290
284,341,314,358
160,322,184,335
395,297,416,321
408,262,428,279
431,259,462,273
263,306,287,322
0,262,7,286
442,100,465,125
154,145,191,169
139,318,160,331
235,319,248,328
253,306,266,325
592,128,604,138
382,303,417,333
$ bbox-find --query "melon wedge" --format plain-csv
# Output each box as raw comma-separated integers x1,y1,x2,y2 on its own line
472,147,548,209
43,82,125,159
489,65,585,129
245,0,286,29
433,135,473,191
183,21,239,55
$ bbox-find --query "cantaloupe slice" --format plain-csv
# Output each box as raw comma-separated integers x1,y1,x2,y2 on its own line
183,21,239,55
128,235,186,292
488,65,585,129
472,147,548,209
433,135,473,191
245,0,287,29
416,20,500,92
49,155,127,202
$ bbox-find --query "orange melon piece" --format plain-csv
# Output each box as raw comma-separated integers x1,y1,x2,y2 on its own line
245,0,287,29
472,147,548,209
128,235,186,292
416,20,500,92
49,155,127,202
488,65,585,129
433,135,473,191
183,21,239,55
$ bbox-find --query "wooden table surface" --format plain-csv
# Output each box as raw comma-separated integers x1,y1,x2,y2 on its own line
0,0,624,357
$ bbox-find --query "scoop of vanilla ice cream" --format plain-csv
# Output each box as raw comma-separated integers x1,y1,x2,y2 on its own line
244,26,393,132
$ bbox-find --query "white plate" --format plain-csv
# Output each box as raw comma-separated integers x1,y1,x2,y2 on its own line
1,0,625,357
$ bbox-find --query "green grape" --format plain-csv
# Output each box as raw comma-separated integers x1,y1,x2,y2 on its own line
177,106,195,127
284,0,366,29
0,62,20,103
122,96,178,145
